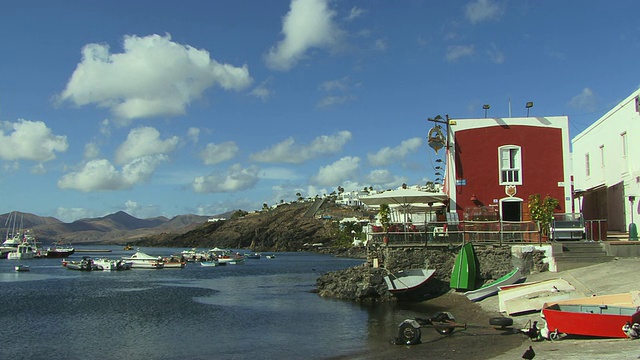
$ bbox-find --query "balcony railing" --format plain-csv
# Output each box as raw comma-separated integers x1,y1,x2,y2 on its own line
366,220,540,247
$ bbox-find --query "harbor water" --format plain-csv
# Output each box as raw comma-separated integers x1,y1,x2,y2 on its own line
0,246,431,360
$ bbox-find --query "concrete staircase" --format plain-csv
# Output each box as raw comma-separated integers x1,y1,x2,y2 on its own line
553,241,616,271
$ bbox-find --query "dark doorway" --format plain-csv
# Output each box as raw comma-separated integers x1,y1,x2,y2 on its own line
502,200,522,221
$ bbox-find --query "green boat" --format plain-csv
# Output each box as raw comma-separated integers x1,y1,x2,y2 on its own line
450,242,477,291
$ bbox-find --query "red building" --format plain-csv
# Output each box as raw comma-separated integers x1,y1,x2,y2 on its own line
438,116,572,222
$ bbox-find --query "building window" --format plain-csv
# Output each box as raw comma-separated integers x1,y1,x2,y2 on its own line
499,145,522,185
599,145,605,168
585,153,590,177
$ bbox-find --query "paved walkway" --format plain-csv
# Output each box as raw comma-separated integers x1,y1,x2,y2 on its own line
486,258,640,359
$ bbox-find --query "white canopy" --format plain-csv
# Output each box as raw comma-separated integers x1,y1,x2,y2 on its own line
360,188,447,207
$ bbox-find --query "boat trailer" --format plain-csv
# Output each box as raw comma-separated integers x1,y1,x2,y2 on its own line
394,312,467,345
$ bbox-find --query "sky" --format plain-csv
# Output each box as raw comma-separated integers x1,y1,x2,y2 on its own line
1,0,640,222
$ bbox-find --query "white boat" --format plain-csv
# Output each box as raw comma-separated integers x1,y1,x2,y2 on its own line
384,268,437,294
265,254,276,259
180,248,208,262
464,268,523,302
93,258,132,271
497,278,582,315
208,248,244,265
200,259,220,267
122,251,164,269
7,242,37,260
162,256,186,269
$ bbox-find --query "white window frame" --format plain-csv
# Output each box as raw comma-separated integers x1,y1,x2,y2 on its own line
498,145,522,185
585,153,590,177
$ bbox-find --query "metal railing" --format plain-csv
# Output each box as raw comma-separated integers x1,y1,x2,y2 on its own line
366,220,540,247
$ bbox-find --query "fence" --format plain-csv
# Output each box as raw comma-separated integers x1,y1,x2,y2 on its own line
366,220,540,247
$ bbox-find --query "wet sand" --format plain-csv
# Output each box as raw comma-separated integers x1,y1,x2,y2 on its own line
332,292,527,360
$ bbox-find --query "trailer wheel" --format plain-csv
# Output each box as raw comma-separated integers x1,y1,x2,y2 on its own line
489,317,513,328
398,322,421,345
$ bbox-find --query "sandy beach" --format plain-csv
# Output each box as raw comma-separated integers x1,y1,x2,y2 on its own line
343,257,640,360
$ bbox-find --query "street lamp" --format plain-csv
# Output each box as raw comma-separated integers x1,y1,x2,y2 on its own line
526,102,534,117
483,104,490,118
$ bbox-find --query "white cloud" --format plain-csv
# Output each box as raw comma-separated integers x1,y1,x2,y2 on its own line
250,130,352,163
569,88,597,112
265,0,342,71
0,119,68,162
488,43,505,64
192,164,260,193
465,0,505,24
114,127,179,165
345,6,365,21
58,155,168,191
311,156,360,187
84,142,100,159
187,127,200,144
317,95,355,108
250,77,273,101
58,33,252,121
364,169,407,187
374,38,388,51
200,141,239,165
368,137,423,166
319,77,349,92
445,45,475,62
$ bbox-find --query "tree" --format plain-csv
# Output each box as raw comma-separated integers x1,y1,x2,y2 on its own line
528,194,559,238
379,203,391,233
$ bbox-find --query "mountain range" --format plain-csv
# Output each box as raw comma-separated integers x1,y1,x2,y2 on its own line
0,211,212,244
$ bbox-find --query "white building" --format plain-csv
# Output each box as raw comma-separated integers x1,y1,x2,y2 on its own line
572,88,640,233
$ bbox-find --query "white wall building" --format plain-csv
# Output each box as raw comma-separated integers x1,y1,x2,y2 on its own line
572,88,640,233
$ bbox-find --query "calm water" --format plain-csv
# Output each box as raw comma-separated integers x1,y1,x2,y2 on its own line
0,246,427,360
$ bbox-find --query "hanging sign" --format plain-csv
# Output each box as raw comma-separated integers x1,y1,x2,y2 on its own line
427,125,446,154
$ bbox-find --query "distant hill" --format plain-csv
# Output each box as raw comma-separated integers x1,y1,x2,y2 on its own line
0,211,211,244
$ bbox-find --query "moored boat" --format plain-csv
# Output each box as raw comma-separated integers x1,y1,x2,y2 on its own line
384,268,437,294
45,241,75,258
200,259,220,267
244,252,261,259
541,291,640,339
464,268,523,302
162,256,186,268
181,248,208,262
63,257,98,271
450,242,477,291
14,264,30,272
7,242,37,260
121,250,164,269
93,258,132,271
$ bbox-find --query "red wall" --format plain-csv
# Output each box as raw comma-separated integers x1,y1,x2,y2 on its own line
452,125,565,217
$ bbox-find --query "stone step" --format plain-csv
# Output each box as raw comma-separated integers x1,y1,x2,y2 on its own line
555,256,616,271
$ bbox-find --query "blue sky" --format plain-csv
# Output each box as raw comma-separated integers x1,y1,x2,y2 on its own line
1,0,639,222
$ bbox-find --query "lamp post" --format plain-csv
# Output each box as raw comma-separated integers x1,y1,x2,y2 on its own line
526,102,534,117
630,196,638,240
483,104,490,118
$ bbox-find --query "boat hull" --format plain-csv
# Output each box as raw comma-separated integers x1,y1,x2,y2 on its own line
384,268,437,294
450,242,477,290
542,292,640,338
464,268,523,302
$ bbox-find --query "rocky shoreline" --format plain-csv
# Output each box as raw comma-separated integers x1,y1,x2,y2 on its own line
314,244,548,303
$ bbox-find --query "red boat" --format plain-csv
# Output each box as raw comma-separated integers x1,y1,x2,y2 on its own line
542,291,640,339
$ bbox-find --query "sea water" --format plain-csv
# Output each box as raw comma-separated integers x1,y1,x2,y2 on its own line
0,246,423,360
